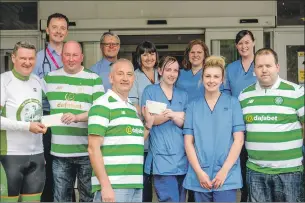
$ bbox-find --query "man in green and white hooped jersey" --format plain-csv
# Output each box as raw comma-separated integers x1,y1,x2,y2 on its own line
0,41,47,202
41,41,104,202
239,48,304,202
88,59,154,202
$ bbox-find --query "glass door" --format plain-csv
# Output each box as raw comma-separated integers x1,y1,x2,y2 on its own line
0,50,13,73
274,28,304,83
205,28,264,66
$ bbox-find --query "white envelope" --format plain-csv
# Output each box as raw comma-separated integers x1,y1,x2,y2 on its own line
41,113,64,127
146,100,167,115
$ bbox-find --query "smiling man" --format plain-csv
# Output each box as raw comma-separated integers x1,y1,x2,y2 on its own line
239,48,305,202
88,59,154,202
90,32,121,91
32,13,70,201
41,41,104,202
0,41,46,202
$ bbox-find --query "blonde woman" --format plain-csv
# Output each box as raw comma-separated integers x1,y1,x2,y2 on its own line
183,56,245,202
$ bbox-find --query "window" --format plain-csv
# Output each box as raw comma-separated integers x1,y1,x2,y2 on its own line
277,0,305,25
0,2,38,30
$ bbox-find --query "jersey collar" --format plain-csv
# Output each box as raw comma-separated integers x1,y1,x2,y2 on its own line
12,68,30,81
107,89,132,104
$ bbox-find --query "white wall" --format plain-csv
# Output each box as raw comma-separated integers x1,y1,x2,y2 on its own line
38,1,276,20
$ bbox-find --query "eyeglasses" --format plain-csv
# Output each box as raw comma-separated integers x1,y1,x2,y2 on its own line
101,43,120,47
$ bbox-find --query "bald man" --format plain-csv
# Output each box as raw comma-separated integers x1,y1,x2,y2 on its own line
41,41,105,202
88,59,154,202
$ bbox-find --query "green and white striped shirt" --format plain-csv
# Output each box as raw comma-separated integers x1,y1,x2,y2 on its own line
88,89,144,192
42,67,104,157
239,77,304,174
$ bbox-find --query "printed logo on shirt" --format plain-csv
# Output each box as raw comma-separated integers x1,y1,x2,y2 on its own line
56,86,63,90
33,88,37,92
245,115,278,123
17,99,42,122
274,97,283,105
78,87,84,93
245,115,254,123
65,93,75,101
247,99,254,104
126,126,144,135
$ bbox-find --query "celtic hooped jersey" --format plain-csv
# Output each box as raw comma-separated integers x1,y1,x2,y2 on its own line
0,70,43,155
239,77,304,174
88,90,144,192
42,67,104,157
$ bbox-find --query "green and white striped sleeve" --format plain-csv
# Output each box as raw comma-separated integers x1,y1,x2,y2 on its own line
88,104,110,136
295,86,304,123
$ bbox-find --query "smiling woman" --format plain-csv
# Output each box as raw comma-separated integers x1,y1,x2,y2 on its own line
128,41,160,202
175,39,210,103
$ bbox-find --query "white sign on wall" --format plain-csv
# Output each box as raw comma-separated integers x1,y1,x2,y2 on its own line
298,51,304,85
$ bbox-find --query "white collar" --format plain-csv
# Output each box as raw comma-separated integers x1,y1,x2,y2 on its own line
107,89,132,104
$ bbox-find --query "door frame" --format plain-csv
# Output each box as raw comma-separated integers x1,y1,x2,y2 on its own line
205,28,264,55
273,26,304,80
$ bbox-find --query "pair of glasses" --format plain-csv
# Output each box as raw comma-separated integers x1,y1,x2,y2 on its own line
101,43,120,47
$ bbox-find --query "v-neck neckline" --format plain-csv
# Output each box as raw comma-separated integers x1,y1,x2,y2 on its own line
142,69,156,84
204,93,222,113
159,84,174,104
240,60,253,75
191,67,202,76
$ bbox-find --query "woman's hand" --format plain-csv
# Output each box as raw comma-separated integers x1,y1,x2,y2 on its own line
197,170,212,190
212,168,228,189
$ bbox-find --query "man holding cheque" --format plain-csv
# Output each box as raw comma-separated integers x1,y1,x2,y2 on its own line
41,41,104,202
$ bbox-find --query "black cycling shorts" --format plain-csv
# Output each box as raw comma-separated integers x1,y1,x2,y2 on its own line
0,153,45,202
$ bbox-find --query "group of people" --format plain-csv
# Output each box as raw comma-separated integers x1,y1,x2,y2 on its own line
0,12,304,203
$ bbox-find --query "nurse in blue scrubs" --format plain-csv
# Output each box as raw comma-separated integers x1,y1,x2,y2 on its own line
176,39,210,102
141,56,188,202
223,30,256,97
183,56,245,202
223,30,256,202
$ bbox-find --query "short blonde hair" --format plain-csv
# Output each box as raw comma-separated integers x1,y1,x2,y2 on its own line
202,56,226,79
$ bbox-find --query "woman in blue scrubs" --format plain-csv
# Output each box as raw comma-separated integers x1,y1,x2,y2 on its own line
223,30,256,202
183,56,245,202
223,30,256,97
129,41,159,202
141,56,188,202
176,39,210,102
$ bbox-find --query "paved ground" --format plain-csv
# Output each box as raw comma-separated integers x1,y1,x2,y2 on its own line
75,189,241,202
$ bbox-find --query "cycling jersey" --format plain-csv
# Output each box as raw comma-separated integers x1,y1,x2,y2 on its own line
0,69,43,155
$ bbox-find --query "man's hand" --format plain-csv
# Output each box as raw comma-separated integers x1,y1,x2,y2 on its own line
29,122,47,134
61,113,78,124
101,185,115,202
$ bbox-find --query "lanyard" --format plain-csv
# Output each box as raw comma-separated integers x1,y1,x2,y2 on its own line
46,47,60,69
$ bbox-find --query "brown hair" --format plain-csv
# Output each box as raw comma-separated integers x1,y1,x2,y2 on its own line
158,56,178,80
202,56,226,80
12,41,36,56
182,39,210,70
254,48,279,65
